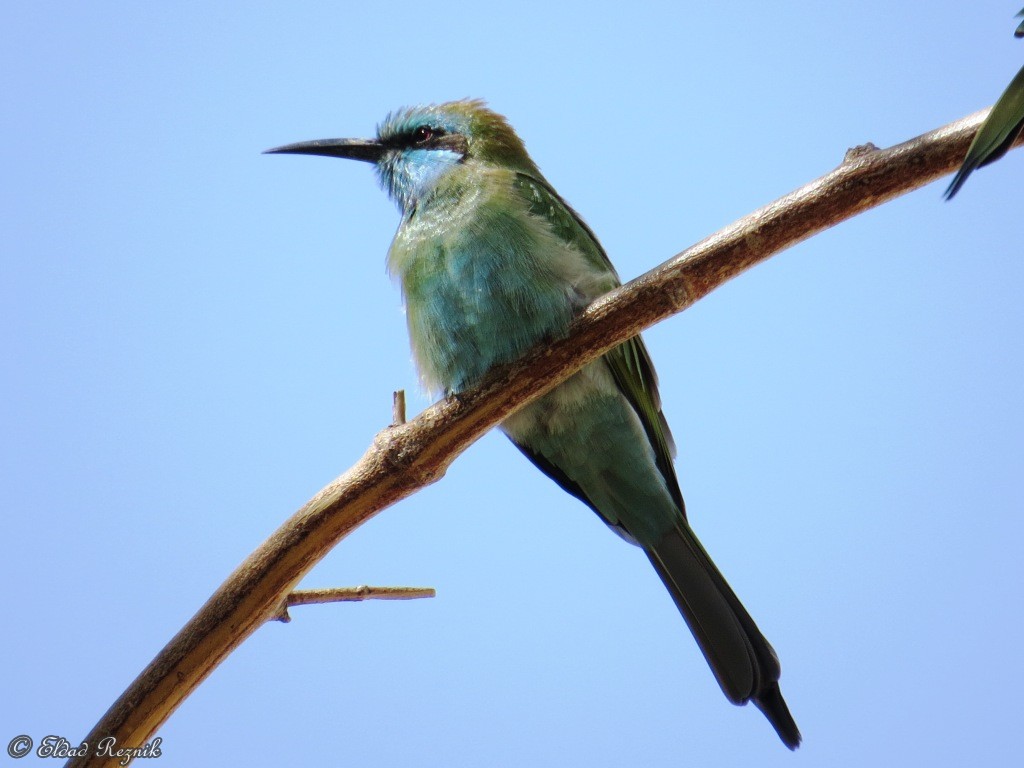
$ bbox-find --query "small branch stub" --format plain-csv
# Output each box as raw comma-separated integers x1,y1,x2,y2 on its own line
274,585,436,622
393,390,407,426
844,142,880,162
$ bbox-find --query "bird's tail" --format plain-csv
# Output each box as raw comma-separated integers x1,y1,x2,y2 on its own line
645,522,801,749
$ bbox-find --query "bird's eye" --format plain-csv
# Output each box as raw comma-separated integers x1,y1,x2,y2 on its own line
412,125,434,144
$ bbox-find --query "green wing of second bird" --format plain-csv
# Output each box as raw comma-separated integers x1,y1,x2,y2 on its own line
945,11,1024,198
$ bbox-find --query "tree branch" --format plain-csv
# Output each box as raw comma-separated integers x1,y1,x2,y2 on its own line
67,108,1020,767
273,586,436,622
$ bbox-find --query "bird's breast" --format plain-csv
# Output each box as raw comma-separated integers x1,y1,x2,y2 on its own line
388,188,582,393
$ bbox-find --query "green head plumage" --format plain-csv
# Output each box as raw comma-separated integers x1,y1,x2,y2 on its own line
265,100,542,212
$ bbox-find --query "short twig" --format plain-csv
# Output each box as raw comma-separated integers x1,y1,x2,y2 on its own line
392,390,407,426
274,585,436,622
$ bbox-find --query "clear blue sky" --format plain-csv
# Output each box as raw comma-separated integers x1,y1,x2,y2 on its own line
3,2,1022,766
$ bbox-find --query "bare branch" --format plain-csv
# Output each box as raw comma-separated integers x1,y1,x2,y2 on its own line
67,109,1021,767
273,585,436,622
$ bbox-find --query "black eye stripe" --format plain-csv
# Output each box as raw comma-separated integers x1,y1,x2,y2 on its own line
381,125,465,154
407,125,449,147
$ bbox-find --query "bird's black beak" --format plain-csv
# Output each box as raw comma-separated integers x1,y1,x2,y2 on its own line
263,138,384,163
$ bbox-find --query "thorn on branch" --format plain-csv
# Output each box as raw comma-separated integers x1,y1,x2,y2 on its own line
272,585,436,623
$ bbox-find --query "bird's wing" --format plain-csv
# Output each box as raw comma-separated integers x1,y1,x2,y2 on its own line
946,63,1024,198
512,172,685,513
603,328,685,513
508,438,600,515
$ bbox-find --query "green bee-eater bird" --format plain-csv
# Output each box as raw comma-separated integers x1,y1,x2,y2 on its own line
267,100,800,749
945,8,1024,198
